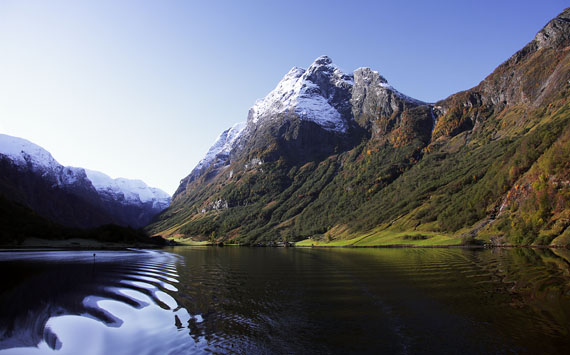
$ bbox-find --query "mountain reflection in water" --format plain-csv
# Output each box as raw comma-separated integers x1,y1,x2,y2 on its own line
0,249,196,354
1,247,570,354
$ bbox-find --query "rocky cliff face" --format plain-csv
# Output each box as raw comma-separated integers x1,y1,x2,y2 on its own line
431,8,570,144
351,67,425,130
0,134,170,228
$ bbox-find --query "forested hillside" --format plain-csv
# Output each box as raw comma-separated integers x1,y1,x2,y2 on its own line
149,8,570,246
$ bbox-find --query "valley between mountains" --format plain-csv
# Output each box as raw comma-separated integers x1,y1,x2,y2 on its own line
2,8,570,247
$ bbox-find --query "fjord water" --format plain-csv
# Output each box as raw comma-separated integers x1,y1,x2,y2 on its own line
1,248,570,354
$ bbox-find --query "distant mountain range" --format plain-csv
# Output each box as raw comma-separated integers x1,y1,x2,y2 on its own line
148,7,570,246
0,134,170,229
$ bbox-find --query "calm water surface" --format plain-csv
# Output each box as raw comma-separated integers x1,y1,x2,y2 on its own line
1,247,570,354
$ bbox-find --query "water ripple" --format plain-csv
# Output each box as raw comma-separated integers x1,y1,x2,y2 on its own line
0,249,194,354
1,247,570,354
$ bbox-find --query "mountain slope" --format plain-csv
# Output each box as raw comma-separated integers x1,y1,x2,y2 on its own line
149,56,432,242
150,7,570,246
0,194,168,246
0,134,170,229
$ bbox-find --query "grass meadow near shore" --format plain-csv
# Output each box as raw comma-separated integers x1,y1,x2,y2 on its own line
295,230,463,247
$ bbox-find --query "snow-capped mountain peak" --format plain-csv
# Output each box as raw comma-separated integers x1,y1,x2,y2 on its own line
0,133,171,225
85,169,170,209
0,134,61,172
181,56,427,192
248,55,354,133
305,55,353,85
310,55,333,66
0,134,90,187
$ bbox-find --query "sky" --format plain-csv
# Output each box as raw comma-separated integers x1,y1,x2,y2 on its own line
0,0,567,194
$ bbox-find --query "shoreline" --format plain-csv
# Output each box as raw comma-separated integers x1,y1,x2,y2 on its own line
294,244,570,249
0,237,170,250
1,239,568,250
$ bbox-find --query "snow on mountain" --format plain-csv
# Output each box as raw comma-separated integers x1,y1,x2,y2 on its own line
0,134,61,173
0,133,171,210
0,134,97,187
85,169,171,209
186,56,424,182
248,55,353,133
192,121,246,173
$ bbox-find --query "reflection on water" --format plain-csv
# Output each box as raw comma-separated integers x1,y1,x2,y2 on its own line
1,247,570,354
0,250,196,354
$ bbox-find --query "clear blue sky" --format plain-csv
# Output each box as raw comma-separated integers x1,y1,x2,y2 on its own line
0,0,566,194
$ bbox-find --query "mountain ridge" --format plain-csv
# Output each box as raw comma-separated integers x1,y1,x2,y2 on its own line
150,7,570,246
172,55,425,202
0,134,171,229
